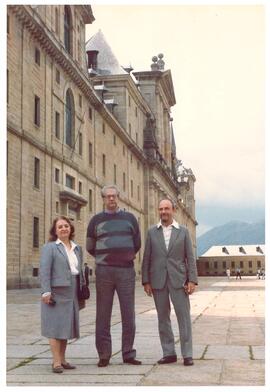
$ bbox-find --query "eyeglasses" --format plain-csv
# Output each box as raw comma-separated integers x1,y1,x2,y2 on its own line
103,194,118,199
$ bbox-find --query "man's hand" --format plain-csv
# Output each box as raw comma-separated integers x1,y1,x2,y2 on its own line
144,283,153,297
184,282,196,295
41,294,52,304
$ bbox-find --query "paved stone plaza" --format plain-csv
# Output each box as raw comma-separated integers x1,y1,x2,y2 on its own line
6,276,265,386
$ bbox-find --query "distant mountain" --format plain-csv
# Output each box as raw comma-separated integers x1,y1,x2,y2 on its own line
197,219,265,257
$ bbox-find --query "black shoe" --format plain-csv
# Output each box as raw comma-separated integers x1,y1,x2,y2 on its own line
183,357,194,366
157,355,177,364
97,358,110,367
123,358,142,365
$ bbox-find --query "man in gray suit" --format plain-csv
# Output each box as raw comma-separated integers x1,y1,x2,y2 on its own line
142,199,198,366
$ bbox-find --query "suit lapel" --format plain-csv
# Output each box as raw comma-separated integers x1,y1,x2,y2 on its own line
56,242,71,270
167,226,181,254
156,227,168,254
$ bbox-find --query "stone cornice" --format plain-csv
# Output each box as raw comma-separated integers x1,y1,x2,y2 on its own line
9,5,148,166
77,5,95,24
133,69,176,108
9,5,101,108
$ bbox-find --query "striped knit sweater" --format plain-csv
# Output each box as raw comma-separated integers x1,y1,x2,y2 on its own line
86,210,141,267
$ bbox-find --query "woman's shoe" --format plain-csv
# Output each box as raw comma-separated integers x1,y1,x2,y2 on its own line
52,365,64,373
61,362,76,369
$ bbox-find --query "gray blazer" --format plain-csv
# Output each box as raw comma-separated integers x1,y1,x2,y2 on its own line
40,241,85,294
142,224,198,289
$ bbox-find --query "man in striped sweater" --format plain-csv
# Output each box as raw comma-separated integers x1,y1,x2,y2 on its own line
86,185,141,367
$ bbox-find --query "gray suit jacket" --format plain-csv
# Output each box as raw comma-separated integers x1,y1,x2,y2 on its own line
142,224,198,289
40,241,85,294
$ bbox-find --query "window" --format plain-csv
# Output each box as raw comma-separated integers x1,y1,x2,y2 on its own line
128,95,131,107
55,7,59,35
222,261,226,269
131,180,133,197
123,172,126,191
129,123,131,135
231,261,235,268
77,39,81,63
34,95,40,126
56,201,59,213
205,262,209,269
65,89,74,147
89,142,93,166
130,154,133,163
137,185,140,201
89,107,92,120
7,141,8,176
64,5,72,54
240,261,243,268
113,135,116,145
136,132,138,144
137,161,140,170
7,69,9,104
102,154,106,176
56,69,60,84
214,261,218,269
32,267,39,277
33,217,39,248
34,157,40,188
79,132,83,156
35,48,40,65
257,260,261,268
249,261,252,268
7,14,10,35
55,168,60,183
114,164,117,184
135,106,138,117
55,111,60,139
79,94,82,108
78,181,82,194
102,123,105,134
123,145,125,156
88,189,92,212
66,174,75,189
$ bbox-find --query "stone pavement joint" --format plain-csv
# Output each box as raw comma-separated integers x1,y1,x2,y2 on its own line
6,277,265,386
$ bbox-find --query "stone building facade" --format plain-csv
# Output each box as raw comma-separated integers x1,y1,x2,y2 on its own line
197,245,265,276
7,5,197,288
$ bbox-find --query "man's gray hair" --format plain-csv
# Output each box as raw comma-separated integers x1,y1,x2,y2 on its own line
159,198,176,209
101,185,120,197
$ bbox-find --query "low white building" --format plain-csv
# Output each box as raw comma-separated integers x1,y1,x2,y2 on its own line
197,245,265,276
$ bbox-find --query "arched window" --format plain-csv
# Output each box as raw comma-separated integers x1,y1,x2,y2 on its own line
65,89,75,147
55,7,59,35
64,6,72,54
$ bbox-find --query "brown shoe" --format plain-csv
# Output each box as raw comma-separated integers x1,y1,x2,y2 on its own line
61,362,76,369
52,365,64,373
183,357,194,366
157,355,177,364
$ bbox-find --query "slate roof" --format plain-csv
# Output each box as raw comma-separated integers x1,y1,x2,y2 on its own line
85,29,127,75
200,245,265,257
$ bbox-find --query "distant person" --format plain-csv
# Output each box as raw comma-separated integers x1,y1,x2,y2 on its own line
142,199,198,366
236,267,242,280
257,269,261,279
40,216,85,373
260,268,265,280
84,263,90,286
226,268,231,280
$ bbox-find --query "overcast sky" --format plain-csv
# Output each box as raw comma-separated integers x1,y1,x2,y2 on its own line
86,4,265,235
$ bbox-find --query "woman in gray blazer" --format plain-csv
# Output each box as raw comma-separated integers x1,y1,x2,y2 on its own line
40,216,85,373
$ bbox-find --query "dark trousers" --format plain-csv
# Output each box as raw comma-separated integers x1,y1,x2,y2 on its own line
95,265,136,361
